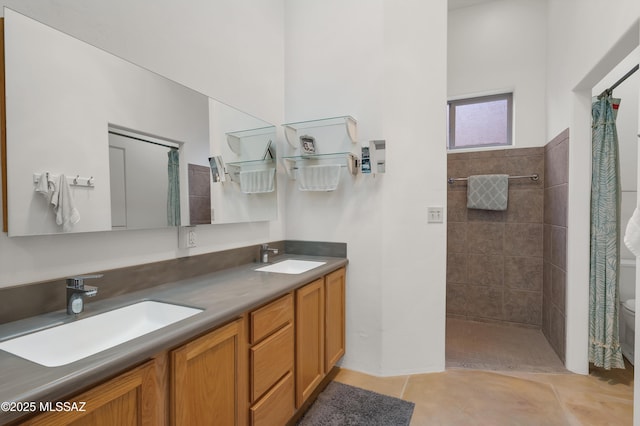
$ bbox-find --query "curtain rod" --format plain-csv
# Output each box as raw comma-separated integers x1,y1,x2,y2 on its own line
598,64,639,99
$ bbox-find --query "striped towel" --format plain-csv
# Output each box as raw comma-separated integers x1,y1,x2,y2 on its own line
467,174,509,211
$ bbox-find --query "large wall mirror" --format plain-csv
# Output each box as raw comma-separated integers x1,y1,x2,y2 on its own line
4,8,277,236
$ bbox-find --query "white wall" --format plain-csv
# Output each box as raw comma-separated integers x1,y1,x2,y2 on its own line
284,0,447,376
448,0,547,148
0,0,285,287
546,0,640,375
637,60,640,425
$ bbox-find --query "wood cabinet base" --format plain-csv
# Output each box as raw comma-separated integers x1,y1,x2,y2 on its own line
19,360,159,426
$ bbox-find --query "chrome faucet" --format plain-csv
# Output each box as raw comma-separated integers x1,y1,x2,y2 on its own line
66,274,102,315
260,244,278,263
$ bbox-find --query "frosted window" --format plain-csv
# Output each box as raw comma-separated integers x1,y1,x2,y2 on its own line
448,93,512,150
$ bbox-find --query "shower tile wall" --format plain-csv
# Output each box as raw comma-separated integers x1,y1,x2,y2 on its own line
447,148,545,326
542,129,569,362
188,164,212,225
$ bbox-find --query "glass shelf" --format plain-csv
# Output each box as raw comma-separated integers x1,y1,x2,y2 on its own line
226,158,275,169
282,116,357,148
226,126,276,139
226,126,276,154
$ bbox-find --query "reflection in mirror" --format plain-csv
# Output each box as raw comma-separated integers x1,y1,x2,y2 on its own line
4,8,277,236
205,99,277,224
108,128,181,230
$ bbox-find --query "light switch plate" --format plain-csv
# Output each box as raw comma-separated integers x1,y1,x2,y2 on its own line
427,206,444,223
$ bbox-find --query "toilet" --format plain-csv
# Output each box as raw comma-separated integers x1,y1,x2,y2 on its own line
621,299,635,364
619,259,636,365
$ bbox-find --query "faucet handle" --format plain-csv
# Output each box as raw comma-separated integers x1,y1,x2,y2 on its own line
66,274,103,288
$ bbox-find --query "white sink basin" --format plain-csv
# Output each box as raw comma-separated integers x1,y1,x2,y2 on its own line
255,259,326,274
0,301,202,367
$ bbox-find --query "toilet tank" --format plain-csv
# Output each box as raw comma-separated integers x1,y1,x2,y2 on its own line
620,258,636,302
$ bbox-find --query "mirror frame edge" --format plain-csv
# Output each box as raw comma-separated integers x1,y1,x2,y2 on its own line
1,17,7,233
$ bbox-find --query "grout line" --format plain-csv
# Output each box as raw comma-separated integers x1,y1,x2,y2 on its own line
549,382,581,426
400,375,410,399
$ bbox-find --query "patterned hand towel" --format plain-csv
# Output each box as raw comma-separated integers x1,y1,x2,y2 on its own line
467,174,509,211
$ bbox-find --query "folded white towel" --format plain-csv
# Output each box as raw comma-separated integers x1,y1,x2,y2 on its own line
51,174,80,231
624,208,640,257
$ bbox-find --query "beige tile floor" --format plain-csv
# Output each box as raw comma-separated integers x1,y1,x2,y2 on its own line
334,319,634,425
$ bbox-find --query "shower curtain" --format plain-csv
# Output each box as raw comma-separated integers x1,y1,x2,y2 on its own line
589,94,624,369
167,149,181,227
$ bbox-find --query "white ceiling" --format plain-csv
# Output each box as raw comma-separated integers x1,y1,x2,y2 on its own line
448,0,496,11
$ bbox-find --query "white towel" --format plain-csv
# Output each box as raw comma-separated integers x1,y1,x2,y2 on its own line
624,208,640,257
35,172,56,202
51,174,80,231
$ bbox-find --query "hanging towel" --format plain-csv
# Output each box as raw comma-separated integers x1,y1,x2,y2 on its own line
35,172,56,202
51,174,80,231
467,174,509,211
624,208,640,257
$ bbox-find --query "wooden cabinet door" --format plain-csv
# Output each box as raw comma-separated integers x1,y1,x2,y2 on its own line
21,360,159,426
325,267,346,372
295,278,325,407
171,319,245,426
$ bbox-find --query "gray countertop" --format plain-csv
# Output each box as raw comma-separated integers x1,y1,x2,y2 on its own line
0,254,347,425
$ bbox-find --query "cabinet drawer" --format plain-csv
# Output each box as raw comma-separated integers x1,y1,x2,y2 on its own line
250,372,295,426
251,322,294,402
250,293,293,343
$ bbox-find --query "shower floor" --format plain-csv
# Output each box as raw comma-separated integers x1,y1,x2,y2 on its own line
446,317,568,373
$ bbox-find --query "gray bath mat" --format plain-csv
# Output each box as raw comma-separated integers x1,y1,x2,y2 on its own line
297,381,415,426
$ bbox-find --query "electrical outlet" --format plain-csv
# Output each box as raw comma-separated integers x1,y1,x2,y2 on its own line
187,230,197,247
179,226,197,248
427,206,444,223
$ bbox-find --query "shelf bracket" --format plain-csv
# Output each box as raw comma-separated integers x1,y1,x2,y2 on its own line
345,117,357,144
284,126,298,149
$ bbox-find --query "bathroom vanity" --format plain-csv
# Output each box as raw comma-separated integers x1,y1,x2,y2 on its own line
0,256,347,425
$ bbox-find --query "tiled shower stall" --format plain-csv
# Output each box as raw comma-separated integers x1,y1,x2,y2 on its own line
446,130,569,361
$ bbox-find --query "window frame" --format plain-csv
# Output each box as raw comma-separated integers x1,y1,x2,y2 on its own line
447,92,513,151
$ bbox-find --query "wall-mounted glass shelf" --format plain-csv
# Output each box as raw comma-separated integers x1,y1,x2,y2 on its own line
282,152,358,179
282,116,357,148
226,126,276,154
226,158,275,170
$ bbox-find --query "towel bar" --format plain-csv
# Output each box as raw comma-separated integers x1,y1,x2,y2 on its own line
447,174,539,185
